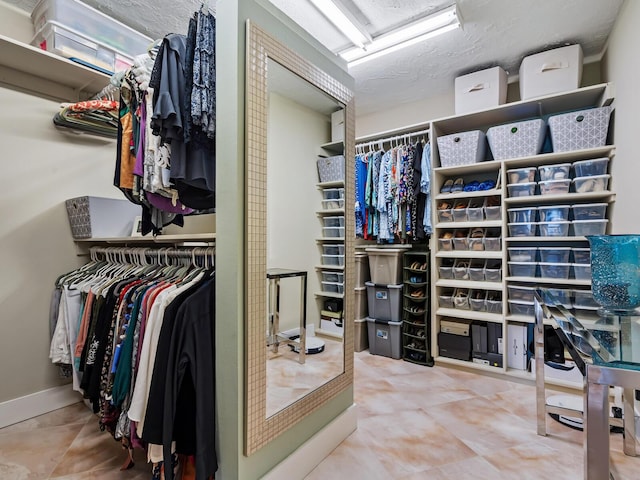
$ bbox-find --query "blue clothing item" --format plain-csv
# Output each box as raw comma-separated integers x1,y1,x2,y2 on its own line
355,154,368,237
421,143,433,235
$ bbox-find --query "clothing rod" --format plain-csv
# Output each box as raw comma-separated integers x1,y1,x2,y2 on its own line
89,246,215,257
355,128,430,149
355,121,430,143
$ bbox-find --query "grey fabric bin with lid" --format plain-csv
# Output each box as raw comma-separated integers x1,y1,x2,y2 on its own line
548,106,612,152
437,130,486,167
487,118,546,160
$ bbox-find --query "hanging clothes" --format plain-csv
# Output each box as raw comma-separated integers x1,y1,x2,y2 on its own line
49,247,217,479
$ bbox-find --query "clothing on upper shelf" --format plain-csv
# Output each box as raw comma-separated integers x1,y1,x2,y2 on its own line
113,7,216,236
49,247,217,480
355,140,431,242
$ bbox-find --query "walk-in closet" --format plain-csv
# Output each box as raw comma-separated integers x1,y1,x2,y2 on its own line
1,0,640,479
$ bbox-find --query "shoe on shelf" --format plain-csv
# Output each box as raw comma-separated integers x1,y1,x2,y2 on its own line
440,178,454,193
463,180,480,192
450,177,465,193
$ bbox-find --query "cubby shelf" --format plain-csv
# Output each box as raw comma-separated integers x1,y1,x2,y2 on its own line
436,308,503,323
436,220,502,229
430,82,614,388
436,251,503,259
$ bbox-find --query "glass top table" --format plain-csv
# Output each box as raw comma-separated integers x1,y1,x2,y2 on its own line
534,288,640,480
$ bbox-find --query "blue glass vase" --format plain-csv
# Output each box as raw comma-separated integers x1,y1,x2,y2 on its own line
587,235,640,313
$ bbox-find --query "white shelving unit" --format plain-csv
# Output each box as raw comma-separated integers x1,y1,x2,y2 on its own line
315,141,346,339
0,34,109,101
429,83,615,385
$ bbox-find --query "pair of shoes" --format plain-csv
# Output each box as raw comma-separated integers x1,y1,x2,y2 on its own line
463,180,480,192
407,306,425,314
450,177,465,193
409,275,424,283
454,289,469,309
486,196,500,207
440,178,454,193
478,180,496,191
416,329,425,338
410,289,424,298
409,261,421,270
471,228,484,238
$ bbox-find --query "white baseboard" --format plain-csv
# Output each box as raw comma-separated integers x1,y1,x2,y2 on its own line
262,404,357,480
0,385,82,428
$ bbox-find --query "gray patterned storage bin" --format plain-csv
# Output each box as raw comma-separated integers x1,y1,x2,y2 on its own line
548,106,612,152
486,118,546,160
437,130,486,167
317,155,345,183
65,196,140,239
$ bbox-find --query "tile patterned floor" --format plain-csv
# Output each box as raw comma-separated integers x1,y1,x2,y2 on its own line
306,351,640,479
1,351,638,479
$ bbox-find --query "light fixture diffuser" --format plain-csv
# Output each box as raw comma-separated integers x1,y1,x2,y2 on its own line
309,0,370,48
340,4,461,67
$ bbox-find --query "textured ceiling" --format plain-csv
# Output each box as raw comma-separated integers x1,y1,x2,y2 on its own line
7,0,624,117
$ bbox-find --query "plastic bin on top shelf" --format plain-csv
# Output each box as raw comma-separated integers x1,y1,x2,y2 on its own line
366,248,404,285
31,0,151,74
487,119,546,160
548,106,612,152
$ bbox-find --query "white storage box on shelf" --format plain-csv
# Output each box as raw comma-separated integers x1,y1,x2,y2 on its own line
539,221,570,237
573,219,608,236
437,130,486,167
321,188,345,210
508,261,537,277
507,182,536,197
539,247,571,263
573,174,610,193
317,155,345,183
539,179,571,195
537,205,570,222
31,0,152,73
572,248,591,264
65,196,140,239
366,248,404,285
454,66,508,115
487,119,546,160
573,158,609,177
507,167,537,184
538,163,571,181
331,109,344,143
519,44,583,100
572,203,607,221
548,106,612,152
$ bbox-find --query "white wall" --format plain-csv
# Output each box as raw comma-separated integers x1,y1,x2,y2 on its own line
602,0,640,234
267,92,328,332
355,63,602,139
0,86,120,402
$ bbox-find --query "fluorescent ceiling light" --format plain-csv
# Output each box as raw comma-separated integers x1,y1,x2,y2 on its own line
309,0,370,49
340,4,460,66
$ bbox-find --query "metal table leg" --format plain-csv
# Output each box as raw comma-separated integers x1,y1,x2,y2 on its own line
585,369,611,480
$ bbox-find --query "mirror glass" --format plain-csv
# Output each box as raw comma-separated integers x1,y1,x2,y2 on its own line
245,21,354,455
265,59,345,417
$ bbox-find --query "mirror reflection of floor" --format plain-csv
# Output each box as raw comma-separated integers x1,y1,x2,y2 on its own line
266,336,343,418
